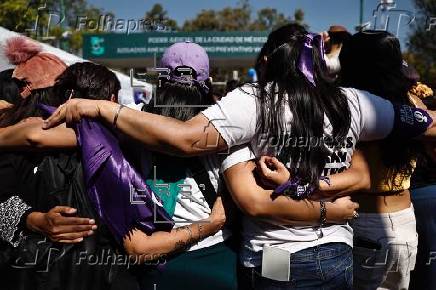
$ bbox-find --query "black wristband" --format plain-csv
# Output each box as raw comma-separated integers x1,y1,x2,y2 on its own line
319,201,327,227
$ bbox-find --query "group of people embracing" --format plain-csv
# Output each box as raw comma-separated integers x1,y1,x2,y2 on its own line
0,23,435,290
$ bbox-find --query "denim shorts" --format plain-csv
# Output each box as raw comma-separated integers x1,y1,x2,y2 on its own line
238,242,353,290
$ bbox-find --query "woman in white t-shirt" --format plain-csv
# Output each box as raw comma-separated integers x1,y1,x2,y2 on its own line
43,24,436,290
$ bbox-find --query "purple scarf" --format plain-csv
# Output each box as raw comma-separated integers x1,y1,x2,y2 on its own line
40,105,174,244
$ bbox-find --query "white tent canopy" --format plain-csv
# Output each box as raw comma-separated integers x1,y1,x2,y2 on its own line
0,26,152,105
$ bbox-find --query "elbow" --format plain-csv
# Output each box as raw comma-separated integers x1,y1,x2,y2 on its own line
358,173,371,192
26,131,44,148
154,125,198,157
124,240,143,257
173,142,198,157
237,196,267,218
123,239,151,264
244,204,265,218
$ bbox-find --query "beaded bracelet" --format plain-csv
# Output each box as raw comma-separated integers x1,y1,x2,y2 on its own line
319,201,327,227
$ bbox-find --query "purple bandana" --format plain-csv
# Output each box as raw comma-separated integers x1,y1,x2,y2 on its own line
297,33,326,87
40,104,174,244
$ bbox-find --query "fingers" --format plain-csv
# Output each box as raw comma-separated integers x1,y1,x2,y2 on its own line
57,238,85,244
52,230,94,242
50,224,97,234
353,202,360,210
338,196,351,201
257,158,273,177
43,104,67,129
54,215,97,226
21,117,44,124
321,31,331,43
51,206,77,214
270,157,286,171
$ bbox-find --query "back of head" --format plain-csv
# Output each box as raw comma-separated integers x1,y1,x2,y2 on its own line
148,42,213,121
0,85,63,127
340,30,418,184
55,62,121,101
4,37,67,98
0,69,20,105
255,23,352,188
255,23,307,79
340,30,413,103
0,37,67,127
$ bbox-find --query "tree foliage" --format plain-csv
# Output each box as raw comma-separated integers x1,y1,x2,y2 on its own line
144,3,179,31
0,0,110,54
406,0,436,89
183,1,307,32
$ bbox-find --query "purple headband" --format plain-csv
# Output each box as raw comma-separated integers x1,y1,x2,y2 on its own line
297,33,326,87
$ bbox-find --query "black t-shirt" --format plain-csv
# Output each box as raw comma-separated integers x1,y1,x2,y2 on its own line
0,152,43,206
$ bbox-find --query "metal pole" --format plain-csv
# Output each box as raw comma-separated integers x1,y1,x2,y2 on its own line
359,0,364,25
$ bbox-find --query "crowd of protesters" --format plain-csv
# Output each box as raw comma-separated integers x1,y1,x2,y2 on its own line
0,23,435,290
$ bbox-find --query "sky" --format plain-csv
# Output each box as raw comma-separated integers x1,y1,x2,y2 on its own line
87,0,418,48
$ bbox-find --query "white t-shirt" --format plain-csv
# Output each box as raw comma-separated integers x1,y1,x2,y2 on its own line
201,84,395,266
127,102,230,252
171,155,230,251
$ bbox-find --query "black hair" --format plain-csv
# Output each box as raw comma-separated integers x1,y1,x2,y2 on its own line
340,30,418,185
0,69,20,105
55,62,121,101
148,66,214,121
0,86,64,127
328,31,352,46
144,65,214,181
0,62,121,127
255,23,352,188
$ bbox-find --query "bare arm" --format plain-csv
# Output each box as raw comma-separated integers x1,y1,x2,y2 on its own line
257,151,371,200
0,118,76,149
223,161,358,224
43,99,226,156
123,197,226,262
315,150,371,198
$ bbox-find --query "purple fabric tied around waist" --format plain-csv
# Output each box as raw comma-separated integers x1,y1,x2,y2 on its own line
40,104,174,244
297,33,326,87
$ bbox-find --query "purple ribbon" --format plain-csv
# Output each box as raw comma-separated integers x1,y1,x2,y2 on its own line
297,33,326,87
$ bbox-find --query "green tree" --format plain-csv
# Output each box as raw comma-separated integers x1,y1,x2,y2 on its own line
144,4,179,31
294,9,305,26
183,10,220,31
407,0,436,89
182,1,306,32
0,0,39,33
249,8,291,31
183,1,250,31
0,0,110,54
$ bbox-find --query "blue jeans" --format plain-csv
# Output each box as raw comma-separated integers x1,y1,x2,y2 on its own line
410,185,436,290
239,243,353,290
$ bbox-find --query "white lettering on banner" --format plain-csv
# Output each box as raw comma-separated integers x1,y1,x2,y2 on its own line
148,37,169,44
